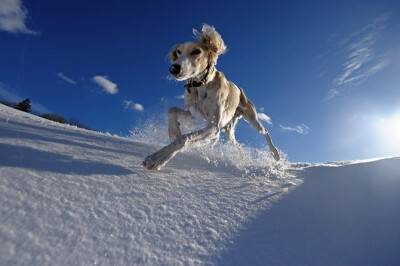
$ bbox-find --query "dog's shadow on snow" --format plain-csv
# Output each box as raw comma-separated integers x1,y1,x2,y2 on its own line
0,143,134,176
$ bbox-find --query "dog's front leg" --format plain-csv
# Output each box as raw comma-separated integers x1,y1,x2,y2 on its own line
168,107,193,142
142,125,220,170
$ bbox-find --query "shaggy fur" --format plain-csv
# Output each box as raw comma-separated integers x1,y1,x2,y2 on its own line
142,24,279,170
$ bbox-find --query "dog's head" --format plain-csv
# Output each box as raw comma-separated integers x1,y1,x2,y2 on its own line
169,24,227,81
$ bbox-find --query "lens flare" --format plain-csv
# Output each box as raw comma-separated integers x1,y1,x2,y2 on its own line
376,113,400,154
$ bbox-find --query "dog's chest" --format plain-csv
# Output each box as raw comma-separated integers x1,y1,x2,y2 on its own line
185,86,216,119
196,86,208,101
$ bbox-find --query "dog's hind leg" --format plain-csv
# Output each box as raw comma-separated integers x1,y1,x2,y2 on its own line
168,107,194,142
238,88,280,161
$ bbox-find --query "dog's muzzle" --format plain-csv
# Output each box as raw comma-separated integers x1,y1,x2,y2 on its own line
169,64,182,76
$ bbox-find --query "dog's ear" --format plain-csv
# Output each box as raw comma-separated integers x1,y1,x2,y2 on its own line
169,45,179,62
193,24,227,64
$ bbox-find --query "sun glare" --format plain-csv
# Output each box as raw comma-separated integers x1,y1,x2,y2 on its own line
376,113,400,154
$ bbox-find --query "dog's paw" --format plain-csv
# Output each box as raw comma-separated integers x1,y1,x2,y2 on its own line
141,148,172,170
142,158,163,170
270,146,280,161
272,151,280,162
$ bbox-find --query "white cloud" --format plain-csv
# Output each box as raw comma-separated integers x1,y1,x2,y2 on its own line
123,100,144,112
57,72,77,85
92,76,118,95
259,107,265,112
133,103,144,112
175,94,185,99
0,82,50,113
325,13,392,100
257,112,272,124
280,124,310,134
0,0,38,34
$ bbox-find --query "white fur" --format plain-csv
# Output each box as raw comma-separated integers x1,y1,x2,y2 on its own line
173,43,193,81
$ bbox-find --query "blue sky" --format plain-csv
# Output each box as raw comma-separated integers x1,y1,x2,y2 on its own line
1,0,399,162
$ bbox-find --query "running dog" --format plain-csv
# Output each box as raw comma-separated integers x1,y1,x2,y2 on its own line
142,24,280,170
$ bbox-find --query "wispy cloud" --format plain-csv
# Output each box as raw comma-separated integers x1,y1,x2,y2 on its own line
0,82,50,113
123,100,144,112
0,0,38,35
257,112,272,124
280,124,310,134
325,13,392,100
92,76,118,95
57,72,77,85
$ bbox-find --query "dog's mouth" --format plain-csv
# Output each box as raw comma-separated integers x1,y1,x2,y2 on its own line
171,73,188,81
171,69,200,82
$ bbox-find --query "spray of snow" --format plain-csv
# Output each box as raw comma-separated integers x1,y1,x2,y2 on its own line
129,115,292,179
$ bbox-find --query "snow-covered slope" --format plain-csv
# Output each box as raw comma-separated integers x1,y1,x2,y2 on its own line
1,103,399,265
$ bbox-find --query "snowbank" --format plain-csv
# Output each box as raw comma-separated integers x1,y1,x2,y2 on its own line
0,103,399,265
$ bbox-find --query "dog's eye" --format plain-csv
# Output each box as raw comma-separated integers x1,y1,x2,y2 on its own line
176,49,182,55
191,49,202,55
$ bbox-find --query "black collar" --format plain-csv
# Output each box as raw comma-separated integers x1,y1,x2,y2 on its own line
184,64,215,93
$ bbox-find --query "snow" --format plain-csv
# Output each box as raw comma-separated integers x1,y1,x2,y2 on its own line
1,103,399,265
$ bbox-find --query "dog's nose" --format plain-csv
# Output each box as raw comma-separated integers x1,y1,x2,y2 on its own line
169,64,181,75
